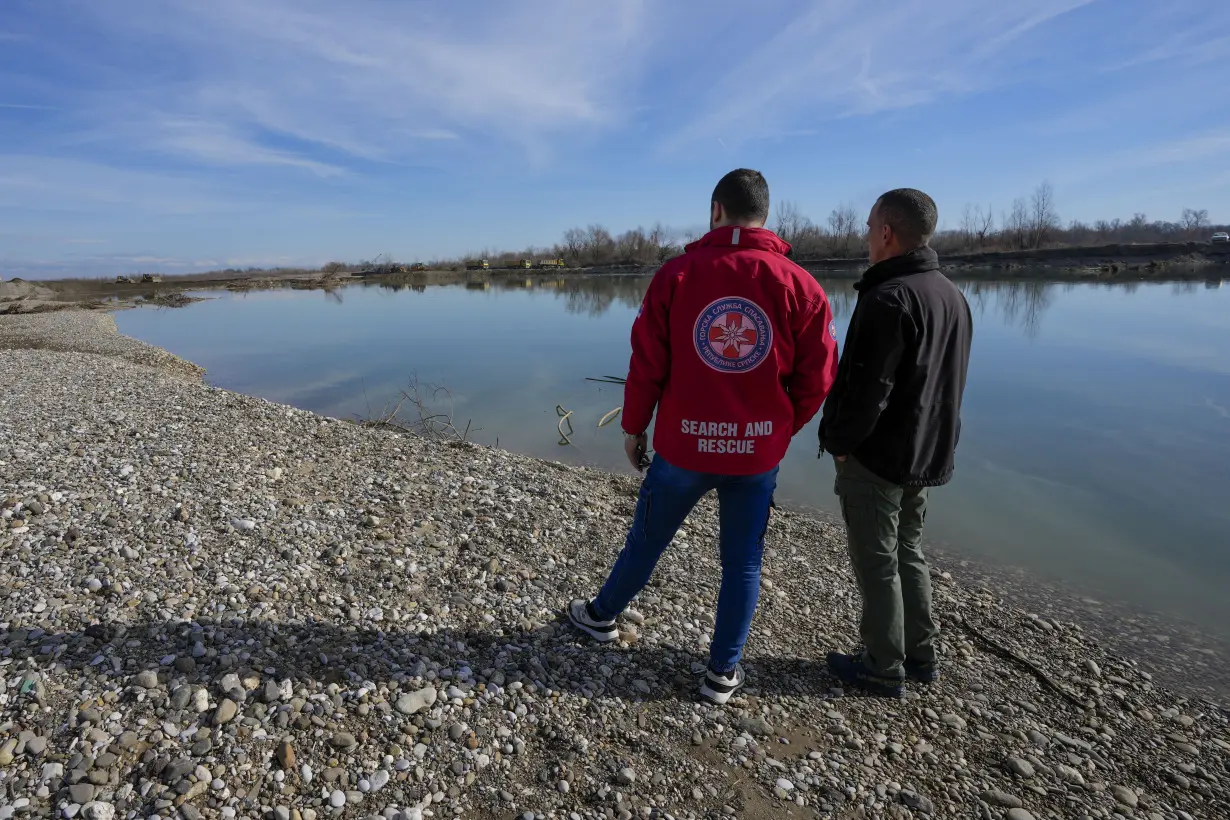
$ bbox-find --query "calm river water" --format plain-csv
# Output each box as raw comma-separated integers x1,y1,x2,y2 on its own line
115,274,1230,637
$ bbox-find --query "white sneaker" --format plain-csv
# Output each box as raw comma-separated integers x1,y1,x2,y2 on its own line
700,664,745,705
566,599,618,643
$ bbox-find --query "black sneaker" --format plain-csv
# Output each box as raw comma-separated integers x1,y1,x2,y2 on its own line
904,659,940,683
700,664,745,705
826,652,905,698
566,599,618,643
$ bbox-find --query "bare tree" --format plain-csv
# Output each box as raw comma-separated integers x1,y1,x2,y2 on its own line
1003,198,1030,250
827,204,862,257
561,228,586,264
960,204,996,249
1027,181,1060,249
583,224,616,265
774,200,811,247
1180,208,1211,238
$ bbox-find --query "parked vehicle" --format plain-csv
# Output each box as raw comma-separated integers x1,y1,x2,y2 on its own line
1212,232,1230,244
141,273,163,283
507,258,532,269
536,258,567,269
115,275,134,284
465,259,490,271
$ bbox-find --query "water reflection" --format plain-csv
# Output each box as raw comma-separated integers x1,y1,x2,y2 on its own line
112,273,1230,638
962,281,1053,338
357,272,1084,337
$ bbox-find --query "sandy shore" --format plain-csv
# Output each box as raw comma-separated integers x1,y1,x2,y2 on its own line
0,311,1226,820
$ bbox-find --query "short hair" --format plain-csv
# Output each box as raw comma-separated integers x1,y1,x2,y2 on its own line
712,169,769,224
876,188,938,246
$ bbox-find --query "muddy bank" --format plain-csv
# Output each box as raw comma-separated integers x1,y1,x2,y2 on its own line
0,310,1227,820
799,242,1230,279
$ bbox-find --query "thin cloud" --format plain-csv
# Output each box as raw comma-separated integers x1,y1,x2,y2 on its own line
153,118,344,177
661,0,1097,151
1057,131,1230,184
67,0,650,167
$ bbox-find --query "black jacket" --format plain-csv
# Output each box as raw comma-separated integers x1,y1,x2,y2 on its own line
818,247,972,487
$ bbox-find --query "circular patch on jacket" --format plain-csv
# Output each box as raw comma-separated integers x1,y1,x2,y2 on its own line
694,297,773,373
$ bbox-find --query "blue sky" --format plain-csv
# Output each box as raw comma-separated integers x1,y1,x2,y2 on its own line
1,0,1228,278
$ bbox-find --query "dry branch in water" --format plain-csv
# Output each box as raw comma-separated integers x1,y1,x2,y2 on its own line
359,375,475,442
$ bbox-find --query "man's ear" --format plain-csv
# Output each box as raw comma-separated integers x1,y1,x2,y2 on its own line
711,201,722,224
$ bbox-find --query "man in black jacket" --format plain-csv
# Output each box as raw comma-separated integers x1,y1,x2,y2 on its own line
819,188,973,697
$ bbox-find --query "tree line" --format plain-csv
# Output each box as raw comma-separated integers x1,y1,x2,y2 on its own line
775,183,1225,259
315,181,1224,274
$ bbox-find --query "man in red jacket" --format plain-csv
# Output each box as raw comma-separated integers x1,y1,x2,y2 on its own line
566,169,839,704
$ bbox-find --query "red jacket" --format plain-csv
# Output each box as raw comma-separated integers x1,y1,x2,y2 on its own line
623,226,839,475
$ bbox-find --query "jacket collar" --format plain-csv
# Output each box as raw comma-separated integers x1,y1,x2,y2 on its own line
855,246,940,291
686,225,792,256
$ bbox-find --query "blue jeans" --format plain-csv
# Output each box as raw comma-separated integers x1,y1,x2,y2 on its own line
592,456,779,674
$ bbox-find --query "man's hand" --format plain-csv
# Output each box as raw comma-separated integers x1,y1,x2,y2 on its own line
624,432,649,471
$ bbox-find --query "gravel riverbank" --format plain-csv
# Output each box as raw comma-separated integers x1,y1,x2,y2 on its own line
1,312,1227,820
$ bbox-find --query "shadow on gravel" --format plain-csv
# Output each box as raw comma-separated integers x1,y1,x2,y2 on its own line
8,615,838,703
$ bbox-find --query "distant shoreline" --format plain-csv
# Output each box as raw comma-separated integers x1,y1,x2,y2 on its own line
797,239,1230,278
2,240,1227,315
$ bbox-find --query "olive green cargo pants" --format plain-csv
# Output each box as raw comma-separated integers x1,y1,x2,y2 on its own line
834,456,939,678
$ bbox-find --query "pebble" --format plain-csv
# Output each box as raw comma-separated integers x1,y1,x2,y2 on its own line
980,789,1023,808
0,325,1224,820
1111,784,1138,807
1006,757,1035,778
899,790,934,814
1056,765,1085,786
941,713,967,730
1005,811,1036,820
395,686,437,715
69,785,95,804
213,698,238,725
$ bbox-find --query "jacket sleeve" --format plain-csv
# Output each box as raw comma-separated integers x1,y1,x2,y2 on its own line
820,293,908,456
786,295,839,435
622,266,674,435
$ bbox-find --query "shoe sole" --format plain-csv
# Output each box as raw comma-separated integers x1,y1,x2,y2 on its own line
566,606,618,643
827,656,905,698
699,674,743,705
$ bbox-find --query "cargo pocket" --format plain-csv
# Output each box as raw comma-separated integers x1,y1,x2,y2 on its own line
836,476,883,557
